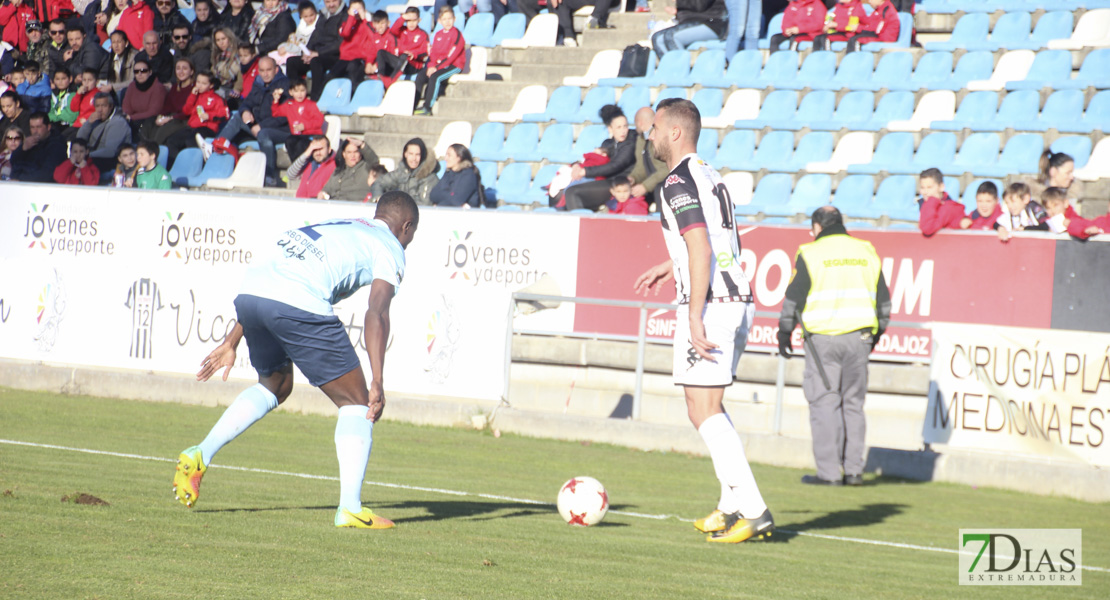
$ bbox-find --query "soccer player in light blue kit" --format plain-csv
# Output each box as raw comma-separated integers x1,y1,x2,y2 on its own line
174,191,419,530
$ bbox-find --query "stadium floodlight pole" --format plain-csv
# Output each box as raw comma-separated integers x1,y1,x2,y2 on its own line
797,309,831,391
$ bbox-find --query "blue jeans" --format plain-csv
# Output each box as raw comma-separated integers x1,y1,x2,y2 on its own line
256,127,292,180
725,0,762,57
218,111,253,142
651,22,718,58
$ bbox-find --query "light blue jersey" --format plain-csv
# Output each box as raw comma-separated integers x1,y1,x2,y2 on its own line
240,218,406,316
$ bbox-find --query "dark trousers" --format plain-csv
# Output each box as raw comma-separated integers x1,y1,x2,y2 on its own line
768,33,801,53
413,66,462,109
166,126,215,166
845,31,879,53
562,178,612,211
556,0,615,39
327,59,366,85
287,54,339,101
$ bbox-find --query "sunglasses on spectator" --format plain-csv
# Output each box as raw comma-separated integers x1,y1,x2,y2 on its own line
156,0,173,5
6,135,23,141
134,67,151,73
173,35,190,40
49,29,65,36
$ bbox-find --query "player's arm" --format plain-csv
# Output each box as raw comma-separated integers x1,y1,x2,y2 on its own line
682,226,718,361
196,323,244,382
633,259,674,296
364,278,396,422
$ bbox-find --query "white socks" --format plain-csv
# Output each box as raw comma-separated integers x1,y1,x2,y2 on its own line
698,412,768,518
334,404,373,513
198,384,278,464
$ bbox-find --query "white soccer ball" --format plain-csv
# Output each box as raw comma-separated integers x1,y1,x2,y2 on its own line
557,476,609,526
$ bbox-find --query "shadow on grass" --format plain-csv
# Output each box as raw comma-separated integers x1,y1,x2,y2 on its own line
376,499,634,525
195,505,335,514
763,503,909,544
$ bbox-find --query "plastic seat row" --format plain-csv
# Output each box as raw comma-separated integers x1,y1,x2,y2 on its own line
923,11,1076,52
505,85,723,124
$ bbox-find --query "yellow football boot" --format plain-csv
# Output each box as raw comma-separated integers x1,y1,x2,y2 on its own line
172,446,207,508
694,509,728,533
707,509,775,543
335,507,395,529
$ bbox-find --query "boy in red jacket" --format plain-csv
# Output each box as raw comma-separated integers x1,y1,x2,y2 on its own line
960,181,1002,230
846,0,900,52
917,168,964,236
68,68,99,129
262,78,323,184
53,138,99,185
364,10,399,88
390,7,429,80
812,0,867,51
328,0,373,85
165,71,228,165
768,0,826,54
413,6,465,116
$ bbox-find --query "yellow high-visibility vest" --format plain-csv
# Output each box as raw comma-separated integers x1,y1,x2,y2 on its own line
797,234,881,336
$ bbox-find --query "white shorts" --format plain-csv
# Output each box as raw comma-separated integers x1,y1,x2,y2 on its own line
672,301,755,387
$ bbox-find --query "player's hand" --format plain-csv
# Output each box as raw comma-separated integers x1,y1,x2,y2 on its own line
367,381,385,422
959,217,972,229
633,260,673,296
777,330,793,358
197,343,237,382
689,316,718,362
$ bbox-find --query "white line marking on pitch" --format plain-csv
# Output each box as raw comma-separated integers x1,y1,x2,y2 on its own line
3,438,1106,574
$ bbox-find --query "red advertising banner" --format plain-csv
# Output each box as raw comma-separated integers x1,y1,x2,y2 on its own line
574,220,1058,361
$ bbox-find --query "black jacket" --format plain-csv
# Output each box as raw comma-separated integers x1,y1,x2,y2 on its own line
65,39,109,79
11,133,67,183
306,7,348,61
135,47,175,84
254,10,296,56
583,132,637,180
219,4,256,45
240,70,290,129
676,0,729,38
153,9,192,49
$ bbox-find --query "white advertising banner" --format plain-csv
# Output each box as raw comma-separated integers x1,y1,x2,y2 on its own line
925,322,1110,467
0,184,580,401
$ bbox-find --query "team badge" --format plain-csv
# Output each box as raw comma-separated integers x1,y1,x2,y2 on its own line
664,174,686,187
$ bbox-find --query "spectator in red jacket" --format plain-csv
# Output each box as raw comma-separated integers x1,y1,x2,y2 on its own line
960,181,1002,230
164,70,227,164
917,168,964,236
53,137,100,184
326,0,371,85
0,0,36,53
287,134,335,198
112,0,154,50
1066,209,1109,240
390,7,428,79
811,0,867,51
846,0,899,52
413,6,465,116
261,78,322,184
768,0,826,54
68,67,101,128
600,177,649,215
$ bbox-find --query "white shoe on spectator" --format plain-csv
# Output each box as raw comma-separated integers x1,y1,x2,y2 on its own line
196,133,213,161
564,37,578,47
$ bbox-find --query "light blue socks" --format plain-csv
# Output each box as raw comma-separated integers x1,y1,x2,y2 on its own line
334,404,373,513
197,384,278,464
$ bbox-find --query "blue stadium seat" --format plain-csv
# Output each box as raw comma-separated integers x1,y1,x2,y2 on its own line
619,86,653,117
746,173,793,216
768,173,831,217
809,90,874,131
536,124,577,164
945,132,1001,176
809,52,874,91
1010,11,1074,50
733,50,798,89
682,50,726,87
766,132,833,173
775,51,837,91
169,148,203,187
858,52,913,91
832,175,877,219
1005,50,1072,90
646,50,692,87
498,123,541,162
979,133,1044,177
979,90,1039,131
709,130,756,170
1054,48,1110,90
872,175,919,221
1051,136,1092,169
469,122,506,162
759,13,785,50
691,88,723,119
315,78,352,114
571,124,609,158
463,13,494,47
525,163,563,204
848,132,914,174
697,129,719,163
857,91,914,131
966,11,1032,51
475,161,499,204
1072,91,1110,134
944,176,962,203
187,153,234,187
718,50,763,88
932,91,998,131
887,52,953,92
734,90,797,130
494,163,534,204
523,86,581,122
1037,90,1087,132
766,91,835,132
893,131,957,175
932,51,995,91
653,88,686,110
925,13,990,52
329,80,384,116
490,13,526,47
920,0,958,14
564,86,617,123
158,145,168,168
598,56,656,88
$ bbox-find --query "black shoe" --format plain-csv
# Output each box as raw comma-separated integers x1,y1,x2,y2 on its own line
587,18,611,29
843,474,864,486
801,474,843,486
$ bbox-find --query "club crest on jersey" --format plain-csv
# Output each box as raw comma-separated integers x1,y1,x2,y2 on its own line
664,174,686,187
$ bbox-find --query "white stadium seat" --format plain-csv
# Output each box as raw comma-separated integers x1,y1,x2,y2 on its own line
702,89,762,129
564,50,622,87
887,90,956,132
489,85,549,123
966,50,1035,91
501,13,558,48
358,80,416,117
806,131,875,174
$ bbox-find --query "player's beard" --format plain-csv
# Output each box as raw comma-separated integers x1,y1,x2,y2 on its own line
651,136,669,164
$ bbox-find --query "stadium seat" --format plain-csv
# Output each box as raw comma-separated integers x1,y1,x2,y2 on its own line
766,132,833,173
967,50,1036,91
475,161,499,203
847,132,913,174
1010,11,1074,50
462,12,494,47
1054,48,1110,90
979,133,1044,177
926,13,990,52
888,90,956,132
734,89,797,129
808,90,873,131
857,91,914,131
598,54,656,88
722,172,754,212
733,50,797,89
746,173,793,215
809,52,874,92
931,91,999,131
681,50,726,87
764,174,831,217
433,121,473,159
315,78,352,114
895,131,958,175
187,153,234,187
469,122,506,162
1037,90,1087,132
356,80,415,117
329,80,384,116
524,163,563,204
967,11,1032,52
932,51,995,91
449,46,487,83
169,148,203,187
158,145,168,168
872,175,919,221
1073,91,1110,134
501,13,558,48
564,86,617,123
945,132,1001,176
886,52,953,92
1005,50,1071,90
766,90,834,132
758,13,785,50
1047,8,1110,50
570,124,609,159
495,123,541,162
205,152,266,190
654,88,686,112
536,123,577,163
1073,137,1110,181
709,129,756,171
858,51,913,91
691,88,724,119
831,174,876,218
697,129,719,163
806,131,875,174
523,86,582,123
494,163,534,204
1051,136,1092,169
703,88,761,128
645,50,692,87
489,13,526,47
489,85,548,123
564,50,622,87
618,86,652,117
775,51,837,91
716,50,763,88
979,90,1039,132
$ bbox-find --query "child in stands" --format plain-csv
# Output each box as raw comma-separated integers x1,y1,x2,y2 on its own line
165,71,228,164
847,0,900,52
134,139,173,189
961,181,1002,230
269,78,324,180
997,181,1049,241
54,138,100,185
811,0,867,51
768,0,827,54
390,7,430,81
917,167,964,236
600,176,649,215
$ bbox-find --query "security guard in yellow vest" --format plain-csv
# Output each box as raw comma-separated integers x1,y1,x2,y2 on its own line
778,206,891,486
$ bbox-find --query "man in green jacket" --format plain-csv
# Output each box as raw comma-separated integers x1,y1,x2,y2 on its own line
627,106,668,210
134,140,172,189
